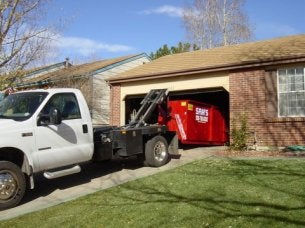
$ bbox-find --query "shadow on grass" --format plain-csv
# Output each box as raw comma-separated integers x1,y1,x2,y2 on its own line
105,158,305,226
20,152,182,207
189,158,305,199
21,158,144,205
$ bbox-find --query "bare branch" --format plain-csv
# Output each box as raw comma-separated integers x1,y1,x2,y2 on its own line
0,0,58,77
182,0,253,49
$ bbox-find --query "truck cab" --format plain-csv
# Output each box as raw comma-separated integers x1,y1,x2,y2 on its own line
0,89,94,209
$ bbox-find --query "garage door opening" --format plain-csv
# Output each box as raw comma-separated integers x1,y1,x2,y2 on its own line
169,88,229,128
125,95,160,125
124,88,229,145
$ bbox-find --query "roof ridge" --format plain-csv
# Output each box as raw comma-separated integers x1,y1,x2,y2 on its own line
157,34,305,60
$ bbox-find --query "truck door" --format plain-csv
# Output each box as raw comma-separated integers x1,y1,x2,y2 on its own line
34,93,93,171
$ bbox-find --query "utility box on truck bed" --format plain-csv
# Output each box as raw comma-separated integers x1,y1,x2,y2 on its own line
159,100,227,145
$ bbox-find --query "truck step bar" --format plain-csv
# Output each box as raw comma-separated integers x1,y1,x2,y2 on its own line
43,165,81,179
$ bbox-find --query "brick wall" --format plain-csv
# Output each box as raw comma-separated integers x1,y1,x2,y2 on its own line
230,69,305,147
110,83,121,126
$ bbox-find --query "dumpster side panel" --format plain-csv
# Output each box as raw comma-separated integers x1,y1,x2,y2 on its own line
166,100,187,142
163,100,227,145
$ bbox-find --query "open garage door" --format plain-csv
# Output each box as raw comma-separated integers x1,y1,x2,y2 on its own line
125,87,230,145
168,87,229,127
124,87,229,144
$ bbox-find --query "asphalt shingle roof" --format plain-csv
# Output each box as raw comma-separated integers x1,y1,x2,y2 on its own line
111,34,305,82
23,55,139,84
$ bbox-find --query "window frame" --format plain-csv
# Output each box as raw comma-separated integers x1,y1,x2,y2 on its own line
277,67,305,117
41,92,82,120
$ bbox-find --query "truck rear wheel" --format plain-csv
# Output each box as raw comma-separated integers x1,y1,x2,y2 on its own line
0,161,26,210
145,136,170,167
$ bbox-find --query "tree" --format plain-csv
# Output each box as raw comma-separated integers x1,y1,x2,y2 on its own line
0,0,57,87
150,44,171,60
171,42,191,54
150,42,198,60
182,0,253,49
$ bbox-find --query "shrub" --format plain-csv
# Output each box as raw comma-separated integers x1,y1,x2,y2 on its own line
229,113,248,151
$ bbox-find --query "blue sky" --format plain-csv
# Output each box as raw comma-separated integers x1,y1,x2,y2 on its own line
47,0,305,63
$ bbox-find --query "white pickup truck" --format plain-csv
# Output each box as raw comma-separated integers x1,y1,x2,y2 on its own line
0,88,177,209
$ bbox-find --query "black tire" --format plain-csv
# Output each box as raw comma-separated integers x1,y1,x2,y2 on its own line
0,161,26,210
145,135,170,167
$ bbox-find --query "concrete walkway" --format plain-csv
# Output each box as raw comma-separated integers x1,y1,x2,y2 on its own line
0,146,222,221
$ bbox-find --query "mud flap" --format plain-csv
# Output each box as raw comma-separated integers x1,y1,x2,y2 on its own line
167,133,179,155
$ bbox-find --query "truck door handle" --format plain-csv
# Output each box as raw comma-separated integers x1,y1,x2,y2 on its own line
82,124,88,134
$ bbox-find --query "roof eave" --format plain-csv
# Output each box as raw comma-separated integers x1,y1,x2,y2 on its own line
108,55,305,84
17,53,150,88
91,53,150,75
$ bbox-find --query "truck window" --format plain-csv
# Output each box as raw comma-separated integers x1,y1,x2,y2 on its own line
41,93,81,120
0,92,48,121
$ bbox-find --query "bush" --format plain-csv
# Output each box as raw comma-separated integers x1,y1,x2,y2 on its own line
229,113,248,151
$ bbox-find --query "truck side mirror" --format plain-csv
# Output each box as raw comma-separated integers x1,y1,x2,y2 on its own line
37,107,62,126
49,107,62,125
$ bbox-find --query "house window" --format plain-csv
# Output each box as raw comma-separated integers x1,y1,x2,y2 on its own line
278,67,305,117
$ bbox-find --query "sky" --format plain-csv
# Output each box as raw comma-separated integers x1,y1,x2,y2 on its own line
46,0,305,63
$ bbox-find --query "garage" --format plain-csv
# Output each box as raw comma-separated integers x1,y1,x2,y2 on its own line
108,49,230,146
110,68,230,146
109,35,305,147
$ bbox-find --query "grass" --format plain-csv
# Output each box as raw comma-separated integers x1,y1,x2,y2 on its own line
2,157,305,227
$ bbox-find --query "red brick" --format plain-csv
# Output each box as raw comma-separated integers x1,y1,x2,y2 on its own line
230,69,305,147
110,84,121,126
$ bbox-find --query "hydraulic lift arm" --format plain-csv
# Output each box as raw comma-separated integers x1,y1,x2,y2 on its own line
125,89,168,128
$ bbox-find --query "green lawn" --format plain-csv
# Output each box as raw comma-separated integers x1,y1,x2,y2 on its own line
2,158,305,227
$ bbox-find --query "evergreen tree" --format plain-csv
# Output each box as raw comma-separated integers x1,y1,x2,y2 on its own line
150,42,196,60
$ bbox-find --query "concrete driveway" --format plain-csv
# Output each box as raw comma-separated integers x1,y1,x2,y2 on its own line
0,146,222,221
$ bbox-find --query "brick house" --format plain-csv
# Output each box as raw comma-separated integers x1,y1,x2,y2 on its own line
109,35,305,147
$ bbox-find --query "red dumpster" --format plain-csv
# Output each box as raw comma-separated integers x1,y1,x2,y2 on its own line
159,100,227,145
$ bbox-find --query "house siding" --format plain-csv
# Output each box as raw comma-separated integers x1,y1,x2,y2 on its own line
92,76,110,125
229,68,305,147
91,56,150,125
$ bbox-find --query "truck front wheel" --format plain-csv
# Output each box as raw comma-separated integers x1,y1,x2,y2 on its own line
0,161,26,210
145,136,170,167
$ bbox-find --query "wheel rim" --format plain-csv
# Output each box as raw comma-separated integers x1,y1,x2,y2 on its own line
154,141,167,162
0,170,18,201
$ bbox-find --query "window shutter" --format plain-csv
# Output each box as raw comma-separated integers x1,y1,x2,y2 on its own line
265,70,278,118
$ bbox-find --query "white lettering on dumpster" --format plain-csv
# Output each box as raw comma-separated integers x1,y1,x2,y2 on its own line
195,107,208,123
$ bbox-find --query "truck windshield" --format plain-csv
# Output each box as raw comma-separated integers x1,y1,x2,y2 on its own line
0,92,48,121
